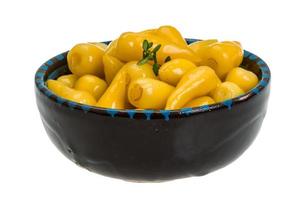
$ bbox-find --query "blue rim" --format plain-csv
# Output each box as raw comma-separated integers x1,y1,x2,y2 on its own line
35,38,271,120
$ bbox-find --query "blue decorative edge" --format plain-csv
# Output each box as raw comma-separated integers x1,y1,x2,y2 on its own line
35,39,270,120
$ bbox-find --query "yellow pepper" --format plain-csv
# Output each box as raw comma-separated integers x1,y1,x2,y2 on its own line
128,78,175,109
200,41,243,79
124,61,158,107
189,39,218,60
150,25,187,46
89,42,107,51
96,70,129,109
74,75,107,100
140,29,156,34
183,96,215,108
208,75,222,96
47,80,96,106
104,39,118,57
165,66,219,110
96,61,156,109
115,32,201,65
57,74,78,88
211,81,244,102
226,67,258,92
67,43,105,77
158,58,197,86
223,41,241,47
137,26,186,46
103,54,125,84
123,61,157,81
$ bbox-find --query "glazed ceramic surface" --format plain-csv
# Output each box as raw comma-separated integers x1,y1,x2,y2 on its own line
35,39,270,181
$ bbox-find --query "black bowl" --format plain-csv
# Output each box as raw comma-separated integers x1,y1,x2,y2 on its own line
35,39,270,182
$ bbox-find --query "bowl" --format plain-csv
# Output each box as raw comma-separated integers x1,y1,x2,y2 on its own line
35,38,270,182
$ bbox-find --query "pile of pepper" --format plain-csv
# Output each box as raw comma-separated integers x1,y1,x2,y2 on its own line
47,25,258,110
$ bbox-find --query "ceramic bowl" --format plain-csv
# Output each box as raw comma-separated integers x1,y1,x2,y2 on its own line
35,39,270,182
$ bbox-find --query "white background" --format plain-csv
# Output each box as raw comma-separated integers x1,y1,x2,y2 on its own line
0,0,299,199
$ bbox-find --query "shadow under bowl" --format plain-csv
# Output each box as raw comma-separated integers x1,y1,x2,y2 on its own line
35,39,271,182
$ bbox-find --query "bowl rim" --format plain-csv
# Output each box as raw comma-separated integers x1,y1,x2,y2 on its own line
35,38,271,120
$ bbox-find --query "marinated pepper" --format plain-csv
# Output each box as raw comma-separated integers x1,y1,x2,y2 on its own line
211,81,244,102
159,58,197,86
104,39,118,57
124,61,157,81
184,96,215,108
96,61,157,109
151,25,187,46
47,80,96,106
89,42,107,51
57,74,78,88
128,78,175,109
226,67,258,92
165,66,219,110
200,41,243,79
96,70,129,109
74,75,107,100
103,54,125,84
67,43,105,77
115,32,201,65
189,39,218,60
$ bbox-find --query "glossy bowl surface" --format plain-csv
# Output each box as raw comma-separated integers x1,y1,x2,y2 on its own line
35,39,270,181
